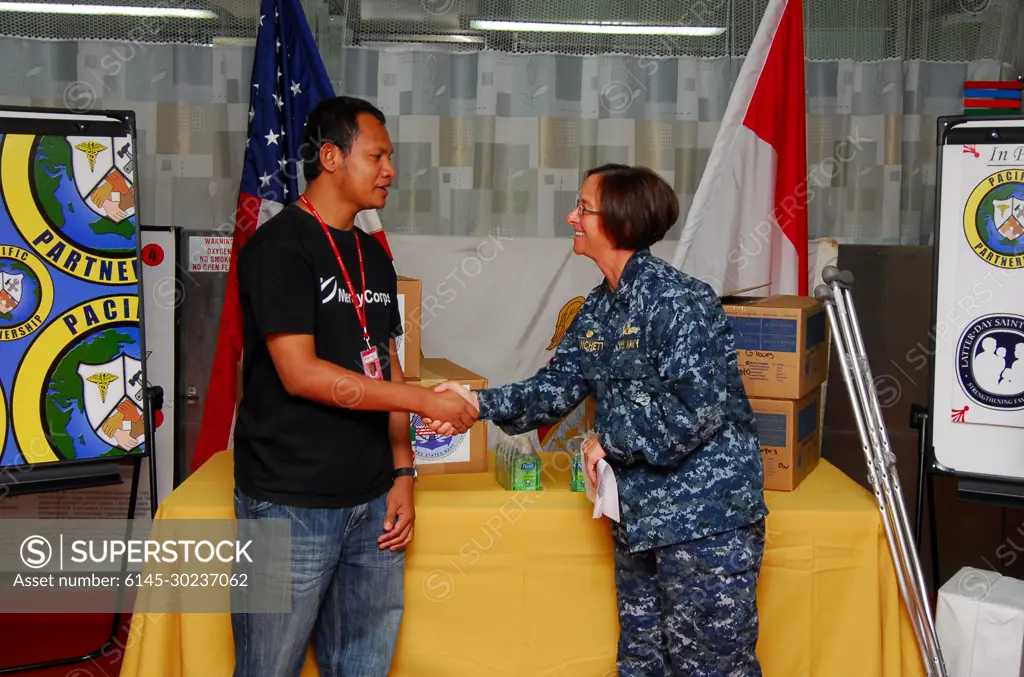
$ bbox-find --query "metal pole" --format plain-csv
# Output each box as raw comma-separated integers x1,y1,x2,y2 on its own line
815,265,948,677
834,277,946,677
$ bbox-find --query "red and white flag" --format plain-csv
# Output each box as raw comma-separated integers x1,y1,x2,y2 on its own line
670,0,808,297
191,0,392,471
356,208,394,259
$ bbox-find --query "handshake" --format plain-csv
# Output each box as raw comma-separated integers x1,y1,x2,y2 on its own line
419,381,479,435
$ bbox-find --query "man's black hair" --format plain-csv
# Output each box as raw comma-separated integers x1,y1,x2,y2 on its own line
301,96,386,182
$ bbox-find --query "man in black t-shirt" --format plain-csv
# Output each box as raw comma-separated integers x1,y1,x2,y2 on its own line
230,96,478,677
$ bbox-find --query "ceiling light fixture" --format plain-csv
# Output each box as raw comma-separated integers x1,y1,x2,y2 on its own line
0,2,218,19
469,20,725,36
365,34,485,44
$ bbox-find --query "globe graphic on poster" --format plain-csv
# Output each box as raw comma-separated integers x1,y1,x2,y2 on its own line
32,135,137,253
0,260,41,328
410,413,466,461
44,325,145,461
975,183,1024,258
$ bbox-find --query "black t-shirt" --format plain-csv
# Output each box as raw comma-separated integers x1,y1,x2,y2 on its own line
233,203,403,508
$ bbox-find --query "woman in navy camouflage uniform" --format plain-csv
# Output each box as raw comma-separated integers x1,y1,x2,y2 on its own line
434,163,769,676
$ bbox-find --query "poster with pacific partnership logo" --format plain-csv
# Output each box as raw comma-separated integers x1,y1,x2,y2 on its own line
0,108,150,477
948,136,1024,428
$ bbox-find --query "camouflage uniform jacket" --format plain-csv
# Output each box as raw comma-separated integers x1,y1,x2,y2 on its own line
476,248,769,553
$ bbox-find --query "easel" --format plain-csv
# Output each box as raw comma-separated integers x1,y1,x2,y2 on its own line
912,112,1024,596
0,105,158,674
0,387,161,675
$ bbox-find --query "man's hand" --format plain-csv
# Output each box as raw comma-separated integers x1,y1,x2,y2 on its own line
423,381,479,435
379,476,415,551
420,386,478,434
582,434,607,487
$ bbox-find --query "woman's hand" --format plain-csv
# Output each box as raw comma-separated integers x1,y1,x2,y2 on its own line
582,434,607,487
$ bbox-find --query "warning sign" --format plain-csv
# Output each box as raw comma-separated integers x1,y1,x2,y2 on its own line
188,236,232,273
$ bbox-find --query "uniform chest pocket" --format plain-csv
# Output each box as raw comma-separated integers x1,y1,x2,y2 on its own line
607,343,661,385
597,347,663,408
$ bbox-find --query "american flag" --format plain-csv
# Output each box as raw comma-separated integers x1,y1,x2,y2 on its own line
192,0,392,471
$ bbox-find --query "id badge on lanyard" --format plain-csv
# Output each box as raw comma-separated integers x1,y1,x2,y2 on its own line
361,346,383,380
301,196,383,381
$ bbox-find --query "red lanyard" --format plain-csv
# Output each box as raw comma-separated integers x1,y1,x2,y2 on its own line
300,196,371,350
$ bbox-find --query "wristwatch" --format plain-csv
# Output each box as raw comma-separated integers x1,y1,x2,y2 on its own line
394,467,418,483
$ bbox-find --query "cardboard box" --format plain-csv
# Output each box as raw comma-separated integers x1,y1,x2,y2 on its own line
408,357,488,475
750,390,821,491
723,295,829,400
396,276,422,380
536,397,597,452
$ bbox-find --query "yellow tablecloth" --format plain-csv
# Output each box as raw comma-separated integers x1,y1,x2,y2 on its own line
121,451,925,677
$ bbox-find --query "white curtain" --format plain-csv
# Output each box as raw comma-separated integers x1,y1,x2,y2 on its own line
0,36,1015,247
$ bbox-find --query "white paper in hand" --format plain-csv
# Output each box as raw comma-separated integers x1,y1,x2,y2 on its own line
584,459,620,522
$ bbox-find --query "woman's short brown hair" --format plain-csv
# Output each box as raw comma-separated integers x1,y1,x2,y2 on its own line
584,163,679,250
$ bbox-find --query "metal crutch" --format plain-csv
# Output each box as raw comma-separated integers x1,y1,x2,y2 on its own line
813,278,929,665
825,268,948,677
815,266,948,677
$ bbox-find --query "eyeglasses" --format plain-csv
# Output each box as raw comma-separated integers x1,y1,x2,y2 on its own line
575,198,600,217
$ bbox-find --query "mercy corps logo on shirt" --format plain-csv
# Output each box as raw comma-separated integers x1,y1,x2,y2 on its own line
320,276,393,306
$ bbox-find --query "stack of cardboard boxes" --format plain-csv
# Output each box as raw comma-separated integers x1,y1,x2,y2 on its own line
722,295,830,491
397,277,490,476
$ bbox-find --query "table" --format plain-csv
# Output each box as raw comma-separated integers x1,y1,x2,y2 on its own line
120,451,925,677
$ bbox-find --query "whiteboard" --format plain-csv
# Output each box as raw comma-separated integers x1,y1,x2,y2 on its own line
931,115,1024,480
140,226,182,505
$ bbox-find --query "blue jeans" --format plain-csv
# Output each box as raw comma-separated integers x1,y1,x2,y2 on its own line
230,487,405,677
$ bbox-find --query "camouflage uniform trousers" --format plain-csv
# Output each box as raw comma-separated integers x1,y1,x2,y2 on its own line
613,519,766,677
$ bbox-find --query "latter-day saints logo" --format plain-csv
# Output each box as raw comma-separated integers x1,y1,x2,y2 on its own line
956,313,1024,411
963,170,1024,269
